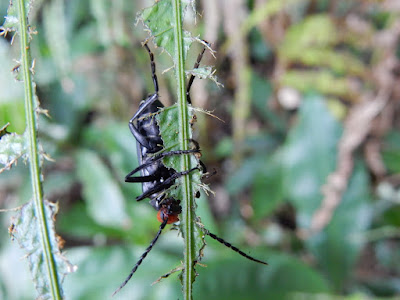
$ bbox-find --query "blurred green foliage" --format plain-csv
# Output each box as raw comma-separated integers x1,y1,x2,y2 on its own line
1,0,400,299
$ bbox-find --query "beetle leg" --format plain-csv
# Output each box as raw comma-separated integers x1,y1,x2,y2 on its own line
135,167,199,201
125,174,159,183
125,149,200,179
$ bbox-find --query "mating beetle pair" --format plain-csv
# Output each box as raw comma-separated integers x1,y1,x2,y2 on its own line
113,41,267,295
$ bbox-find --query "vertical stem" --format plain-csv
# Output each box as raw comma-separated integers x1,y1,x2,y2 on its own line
172,0,195,299
17,1,62,299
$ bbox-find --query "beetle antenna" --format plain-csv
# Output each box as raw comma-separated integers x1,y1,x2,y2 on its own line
204,229,268,265
186,40,210,104
143,43,159,93
112,218,168,296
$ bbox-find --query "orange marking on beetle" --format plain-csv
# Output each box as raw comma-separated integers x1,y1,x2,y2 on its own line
157,210,179,224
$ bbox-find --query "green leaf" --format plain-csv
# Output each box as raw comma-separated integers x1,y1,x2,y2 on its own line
290,48,365,76
10,201,76,299
42,0,71,77
58,199,160,245
57,202,127,239
156,105,205,255
76,150,129,227
382,150,400,173
279,15,338,56
225,150,283,220
0,102,25,133
186,66,222,87
375,240,400,274
156,106,198,175
81,121,141,184
251,153,284,220
0,129,29,172
226,155,262,195
250,71,284,130
282,95,342,228
194,251,330,300
137,0,221,88
307,162,372,291
0,40,26,133
1,0,32,32
278,14,366,96
137,0,194,59
64,245,183,300
281,70,352,97
382,130,400,173
215,137,234,158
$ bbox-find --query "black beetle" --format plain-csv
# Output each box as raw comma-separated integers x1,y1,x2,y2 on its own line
113,42,267,296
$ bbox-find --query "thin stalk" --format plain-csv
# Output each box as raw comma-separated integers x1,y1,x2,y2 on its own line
17,1,62,299
172,0,196,299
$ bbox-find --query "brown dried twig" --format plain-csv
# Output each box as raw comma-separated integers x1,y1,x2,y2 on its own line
307,21,400,236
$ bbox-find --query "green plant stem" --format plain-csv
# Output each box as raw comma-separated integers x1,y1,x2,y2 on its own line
172,0,196,299
17,1,62,299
